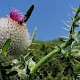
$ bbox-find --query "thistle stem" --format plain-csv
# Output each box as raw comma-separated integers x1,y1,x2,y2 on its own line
30,39,74,74
30,47,60,74
30,5,80,75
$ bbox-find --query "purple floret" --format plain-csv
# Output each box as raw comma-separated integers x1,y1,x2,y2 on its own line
10,8,24,23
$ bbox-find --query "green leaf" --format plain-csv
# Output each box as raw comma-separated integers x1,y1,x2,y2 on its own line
20,55,25,67
24,4,34,22
31,27,37,42
1,38,11,57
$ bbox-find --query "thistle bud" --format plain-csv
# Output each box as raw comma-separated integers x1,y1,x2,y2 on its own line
0,9,31,57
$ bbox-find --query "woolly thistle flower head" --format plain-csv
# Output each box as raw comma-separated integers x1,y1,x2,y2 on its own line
0,8,31,57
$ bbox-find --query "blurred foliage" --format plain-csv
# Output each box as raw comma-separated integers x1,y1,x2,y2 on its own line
27,37,80,80
1,37,80,80
0,37,65,80
27,38,70,80
29,37,64,61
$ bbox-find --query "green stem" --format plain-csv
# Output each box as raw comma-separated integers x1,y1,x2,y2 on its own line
30,5,80,75
30,39,74,74
30,47,60,74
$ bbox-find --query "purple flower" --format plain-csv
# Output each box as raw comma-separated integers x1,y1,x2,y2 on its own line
10,8,24,23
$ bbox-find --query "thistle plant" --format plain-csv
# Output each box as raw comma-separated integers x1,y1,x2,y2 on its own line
0,4,80,80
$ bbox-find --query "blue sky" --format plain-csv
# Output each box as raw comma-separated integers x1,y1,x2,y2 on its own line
0,0,80,41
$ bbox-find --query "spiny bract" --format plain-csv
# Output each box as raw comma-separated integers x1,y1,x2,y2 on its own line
0,9,31,57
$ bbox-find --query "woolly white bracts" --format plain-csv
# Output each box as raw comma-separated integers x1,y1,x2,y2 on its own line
0,17,31,56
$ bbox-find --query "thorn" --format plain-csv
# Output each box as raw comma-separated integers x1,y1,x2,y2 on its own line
63,27,69,31
72,11,75,15
70,4,76,12
66,21,71,23
67,13,73,20
63,21,70,28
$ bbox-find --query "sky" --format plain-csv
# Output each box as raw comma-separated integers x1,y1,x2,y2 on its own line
0,0,80,41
